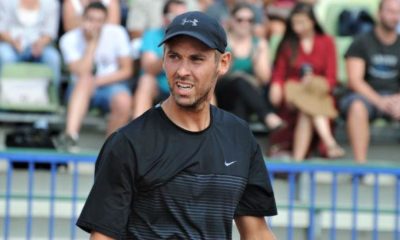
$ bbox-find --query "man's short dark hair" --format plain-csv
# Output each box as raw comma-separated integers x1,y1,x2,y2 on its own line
163,0,185,15
83,2,108,16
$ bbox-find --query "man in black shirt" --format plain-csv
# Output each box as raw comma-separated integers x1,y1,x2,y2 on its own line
340,0,400,164
76,11,277,239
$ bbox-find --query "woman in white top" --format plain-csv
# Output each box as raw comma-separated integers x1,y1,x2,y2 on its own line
0,0,61,89
63,0,120,31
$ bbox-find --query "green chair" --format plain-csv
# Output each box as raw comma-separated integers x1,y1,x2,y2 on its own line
268,34,283,64
0,63,60,112
335,36,353,85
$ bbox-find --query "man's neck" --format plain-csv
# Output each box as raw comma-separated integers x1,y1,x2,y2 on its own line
161,97,211,132
375,25,398,45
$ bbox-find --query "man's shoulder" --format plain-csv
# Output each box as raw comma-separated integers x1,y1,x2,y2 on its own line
212,106,251,132
143,28,164,39
60,28,82,43
141,28,164,52
345,32,375,58
118,107,162,138
59,28,83,51
103,24,127,34
352,31,375,45
101,24,129,40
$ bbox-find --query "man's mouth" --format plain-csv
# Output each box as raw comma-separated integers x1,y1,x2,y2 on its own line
177,82,193,89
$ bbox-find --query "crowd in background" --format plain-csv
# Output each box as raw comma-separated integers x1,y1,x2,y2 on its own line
0,0,399,164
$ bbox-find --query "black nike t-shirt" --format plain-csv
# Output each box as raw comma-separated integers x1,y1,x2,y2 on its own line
76,105,277,239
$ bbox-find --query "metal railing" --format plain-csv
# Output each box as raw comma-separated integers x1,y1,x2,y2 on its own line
0,148,399,240
268,160,400,240
0,148,95,240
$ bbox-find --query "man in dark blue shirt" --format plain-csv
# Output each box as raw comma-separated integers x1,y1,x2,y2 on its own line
77,11,277,240
340,0,400,164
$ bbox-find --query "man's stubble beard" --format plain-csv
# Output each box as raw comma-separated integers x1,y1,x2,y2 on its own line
380,19,398,33
171,70,219,112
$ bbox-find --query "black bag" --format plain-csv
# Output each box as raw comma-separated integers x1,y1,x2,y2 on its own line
338,9,374,36
6,127,55,148
5,126,64,169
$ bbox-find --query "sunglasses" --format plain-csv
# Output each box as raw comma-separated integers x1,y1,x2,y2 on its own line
234,17,254,23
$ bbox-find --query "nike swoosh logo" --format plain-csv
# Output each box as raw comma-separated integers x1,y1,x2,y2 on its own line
224,161,236,167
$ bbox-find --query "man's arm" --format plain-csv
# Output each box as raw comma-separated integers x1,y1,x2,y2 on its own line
0,32,22,52
235,216,277,240
252,38,270,85
68,39,97,77
95,56,133,86
90,231,114,240
141,52,163,76
346,57,390,112
63,0,81,32
106,0,121,25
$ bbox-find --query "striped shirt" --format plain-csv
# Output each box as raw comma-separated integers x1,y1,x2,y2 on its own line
77,105,277,239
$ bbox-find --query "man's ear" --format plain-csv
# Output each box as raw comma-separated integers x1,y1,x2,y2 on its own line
218,52,231,76
162,47,167,71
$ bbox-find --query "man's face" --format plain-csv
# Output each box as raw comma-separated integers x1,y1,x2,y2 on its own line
82,8,107,36
379,0,400,31
163,36,230,110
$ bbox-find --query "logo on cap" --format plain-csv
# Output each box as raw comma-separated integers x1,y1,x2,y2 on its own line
181,18,199,26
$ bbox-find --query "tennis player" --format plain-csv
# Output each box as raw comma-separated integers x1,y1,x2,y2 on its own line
77,11,277,239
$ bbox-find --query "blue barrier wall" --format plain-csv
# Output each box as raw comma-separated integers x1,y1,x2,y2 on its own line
268,161,400,240
0,148,399,240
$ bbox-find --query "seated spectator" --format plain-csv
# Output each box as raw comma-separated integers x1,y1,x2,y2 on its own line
131,0,187,119
263,0,317,38
126,0,198,59
0,0,61,91
263,0,295,38
340,0,400,164
58,2,132,151
206,0,266,37
269,2,344,161
62,0,121,32
127,0,198,40
215,3,284,131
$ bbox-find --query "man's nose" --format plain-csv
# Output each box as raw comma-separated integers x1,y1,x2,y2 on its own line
176,61,190,77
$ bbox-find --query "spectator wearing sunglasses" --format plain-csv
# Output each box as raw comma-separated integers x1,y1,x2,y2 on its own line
215,3,284,133
206,0,266,37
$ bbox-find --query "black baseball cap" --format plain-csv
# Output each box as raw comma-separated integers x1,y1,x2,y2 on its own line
158,11,227,53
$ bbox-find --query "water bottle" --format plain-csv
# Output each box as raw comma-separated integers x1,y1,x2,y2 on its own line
34,119,49,130
300,63,313,78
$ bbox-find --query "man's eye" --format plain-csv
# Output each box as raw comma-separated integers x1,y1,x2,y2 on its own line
168,54,178,60
192,57,204,62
